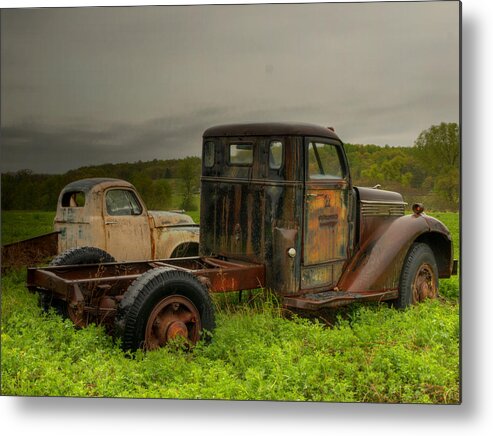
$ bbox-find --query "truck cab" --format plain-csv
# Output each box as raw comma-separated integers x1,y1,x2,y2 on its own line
200,122,455,305
54,178,199,261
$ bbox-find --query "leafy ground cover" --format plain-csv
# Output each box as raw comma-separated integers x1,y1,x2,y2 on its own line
0,212,460,403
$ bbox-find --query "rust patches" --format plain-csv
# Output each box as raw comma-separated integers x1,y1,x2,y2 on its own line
29,178,200,263
27,256,266,328
27,123,456,344
337,214,431,293
303,187,349,269
1,232,60,270
144,294,201,349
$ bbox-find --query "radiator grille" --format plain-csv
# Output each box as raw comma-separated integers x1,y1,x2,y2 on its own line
361,201,406,217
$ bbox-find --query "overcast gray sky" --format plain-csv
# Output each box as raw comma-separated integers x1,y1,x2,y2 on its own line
0,1,460,174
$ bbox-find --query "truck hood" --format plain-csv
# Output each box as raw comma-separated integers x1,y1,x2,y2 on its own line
148,211,197,228
355,186,405,204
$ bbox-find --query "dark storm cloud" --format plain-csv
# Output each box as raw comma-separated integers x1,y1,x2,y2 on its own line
0,112,221,173
0,2,459,173
0,103,325,173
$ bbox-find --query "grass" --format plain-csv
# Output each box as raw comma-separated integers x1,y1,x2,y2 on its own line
1,211,56,245
0,211,460,402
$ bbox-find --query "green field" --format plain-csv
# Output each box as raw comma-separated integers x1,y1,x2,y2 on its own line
0,211,460,402
1,211,56,245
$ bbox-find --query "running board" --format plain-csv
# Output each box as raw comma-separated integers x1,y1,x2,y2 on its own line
282,289,398,311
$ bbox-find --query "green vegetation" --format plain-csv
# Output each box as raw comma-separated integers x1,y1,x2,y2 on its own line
1,157,201,212
415,123,460,206
1,212,460,403
1,211,56,245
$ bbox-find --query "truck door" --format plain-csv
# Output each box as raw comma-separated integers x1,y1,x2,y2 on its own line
302,139,350,290
103,188,152,261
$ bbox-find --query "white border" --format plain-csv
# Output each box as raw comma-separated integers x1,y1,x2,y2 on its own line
2,1,491,435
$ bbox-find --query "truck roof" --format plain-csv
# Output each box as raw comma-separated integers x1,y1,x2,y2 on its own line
203,122,341,141
61,178,134,193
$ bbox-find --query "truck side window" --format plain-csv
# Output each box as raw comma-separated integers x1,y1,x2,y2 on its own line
308,142,344,179
106,190,143,216
61,191,85,207
204,141,215,168
230,143,253,165
269,141,283,170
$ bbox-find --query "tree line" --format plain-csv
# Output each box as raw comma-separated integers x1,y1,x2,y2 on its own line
1,123,459,212
1,157,201,212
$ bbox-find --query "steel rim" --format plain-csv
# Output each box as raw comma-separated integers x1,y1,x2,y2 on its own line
144,295,201,350
67,303,87,328
412,263,437,304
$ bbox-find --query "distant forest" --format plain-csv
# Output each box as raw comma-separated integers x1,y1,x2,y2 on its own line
1,123,460,212
1,157,202,212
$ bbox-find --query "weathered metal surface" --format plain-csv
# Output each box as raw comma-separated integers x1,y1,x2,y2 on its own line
27,256,266,327
144,294,201,349
152,226,200,259
200,132,305,296
302,183,351,290
1,231,60,269
55,179,142,256
283,289,399,311
203,122,342,140
336,211,450,293
303,185,349,266
201,125,354,296
149,211,195,227
53,178,199,261
411,262,438,303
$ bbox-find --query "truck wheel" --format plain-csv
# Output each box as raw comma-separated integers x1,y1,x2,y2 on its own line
397,243,439,308
50,246,115,266
44,247,115,326
115,267,215,351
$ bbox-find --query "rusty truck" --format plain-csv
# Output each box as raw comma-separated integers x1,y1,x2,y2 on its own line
27,122,457,351
2,178,199,268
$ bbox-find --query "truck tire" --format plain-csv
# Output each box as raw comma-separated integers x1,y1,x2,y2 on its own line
397,242,439,308
50,246,115,266
41,247,116,325
115,267,215,351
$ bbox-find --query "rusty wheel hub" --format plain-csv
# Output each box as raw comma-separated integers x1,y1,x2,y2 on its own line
412,263,437,303
67,303,87,328
145,295,200,350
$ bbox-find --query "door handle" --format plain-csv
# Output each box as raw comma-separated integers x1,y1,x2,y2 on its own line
105,221,117,225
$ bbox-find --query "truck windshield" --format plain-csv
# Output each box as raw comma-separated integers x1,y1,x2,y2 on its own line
106,189,143,216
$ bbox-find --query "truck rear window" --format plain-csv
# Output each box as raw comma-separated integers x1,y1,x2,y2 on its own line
61,191,85,207
229,143,253,165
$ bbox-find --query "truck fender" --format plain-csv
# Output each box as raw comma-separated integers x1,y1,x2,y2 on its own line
337,214,452,293
152,226,200,259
